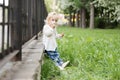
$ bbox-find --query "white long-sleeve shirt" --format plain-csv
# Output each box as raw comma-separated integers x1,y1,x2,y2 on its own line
42,24,61,51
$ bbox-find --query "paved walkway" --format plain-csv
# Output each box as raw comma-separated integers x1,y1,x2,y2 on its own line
0,36,44,80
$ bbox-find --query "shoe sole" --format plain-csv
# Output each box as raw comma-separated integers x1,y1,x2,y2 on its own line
62,61,70,68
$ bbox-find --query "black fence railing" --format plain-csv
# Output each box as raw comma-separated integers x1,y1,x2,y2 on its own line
0,0,47,61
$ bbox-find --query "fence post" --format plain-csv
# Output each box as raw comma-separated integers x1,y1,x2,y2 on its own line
35,0,38,40
16,0,22,60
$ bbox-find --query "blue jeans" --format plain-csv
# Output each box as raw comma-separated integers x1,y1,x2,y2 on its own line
45,49,63,66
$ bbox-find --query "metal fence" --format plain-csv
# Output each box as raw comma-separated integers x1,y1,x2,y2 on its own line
0,0,47,62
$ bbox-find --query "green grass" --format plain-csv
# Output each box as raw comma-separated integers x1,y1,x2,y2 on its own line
41,26,120,80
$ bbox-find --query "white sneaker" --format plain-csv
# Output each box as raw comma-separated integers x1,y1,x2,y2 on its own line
62,61,70,68
58,65,64,70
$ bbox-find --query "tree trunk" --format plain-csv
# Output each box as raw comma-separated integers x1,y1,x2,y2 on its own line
79,9,82,27
89,3,94,29
81,8,86,28
69,12,72,26
72,11,75,27
76,10,80,27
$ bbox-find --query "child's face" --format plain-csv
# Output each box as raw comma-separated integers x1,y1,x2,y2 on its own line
51,18,57,24
49,17,57,26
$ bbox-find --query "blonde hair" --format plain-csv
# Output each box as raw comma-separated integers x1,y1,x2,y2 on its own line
45,12,58,24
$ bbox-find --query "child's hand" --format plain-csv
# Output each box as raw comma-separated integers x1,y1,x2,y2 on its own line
60,33,64,37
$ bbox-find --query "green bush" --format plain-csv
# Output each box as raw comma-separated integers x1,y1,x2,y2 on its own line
95,17,119,29
95,17,106,29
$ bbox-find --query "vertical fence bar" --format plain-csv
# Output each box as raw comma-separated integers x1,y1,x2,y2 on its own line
1,0,5,57
7,0,10,54
16,0,22,60
39,0,42,31
28,0,31,40
35,0,38,39
9,0,15,52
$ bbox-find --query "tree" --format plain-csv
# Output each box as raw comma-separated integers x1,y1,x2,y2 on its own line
89,0,98,29
44,0,54,12
71,0,88,28
95,0,120,26
89,2,94,29
58,0,120,28
59,0,75,26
